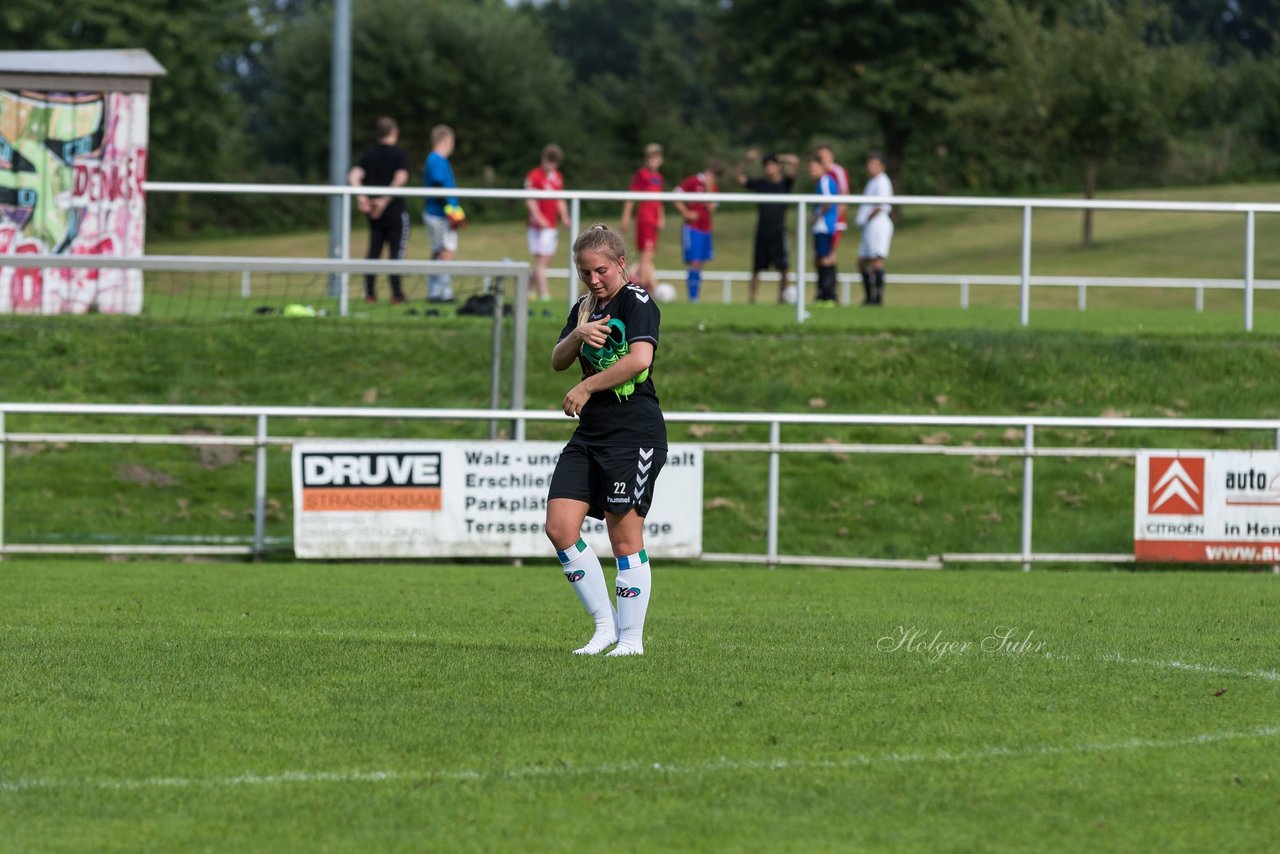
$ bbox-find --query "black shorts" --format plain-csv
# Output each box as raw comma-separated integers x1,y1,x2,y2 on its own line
753,231,789,273
548,442,667,520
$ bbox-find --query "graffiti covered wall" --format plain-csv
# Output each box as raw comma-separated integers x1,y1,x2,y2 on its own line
0,89,147,314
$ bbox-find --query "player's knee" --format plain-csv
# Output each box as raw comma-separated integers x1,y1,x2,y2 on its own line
604,514,644,555
608,533,644,557
545,515,578,548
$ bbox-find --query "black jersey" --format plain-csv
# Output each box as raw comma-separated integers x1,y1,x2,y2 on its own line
558,283,667,448
745,175,794,234
355,143,410,219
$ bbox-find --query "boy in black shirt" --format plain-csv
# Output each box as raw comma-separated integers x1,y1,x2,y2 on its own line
348,117,410,304
736,149,798,304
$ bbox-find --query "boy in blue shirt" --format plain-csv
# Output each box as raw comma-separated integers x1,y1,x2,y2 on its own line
422,125,463,302
807,154,838,305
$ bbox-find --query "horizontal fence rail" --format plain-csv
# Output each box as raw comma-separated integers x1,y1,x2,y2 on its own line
2,253,531,319
546,267,1280,311
8,253,1272,318
4,403,1280,570
137,180,1278,331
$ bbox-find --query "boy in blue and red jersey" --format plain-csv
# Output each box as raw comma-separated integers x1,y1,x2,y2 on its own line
808,154,839,305
672,157,726,302
816,143,850,257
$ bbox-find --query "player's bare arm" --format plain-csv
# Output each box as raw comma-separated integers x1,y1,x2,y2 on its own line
561,343,654,417
779,154,799,178
620,200,634,231
551,314,613,371
348,165,371,214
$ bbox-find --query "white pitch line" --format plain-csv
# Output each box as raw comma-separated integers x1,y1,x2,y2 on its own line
3,724,1278,795
1043,651,1280,684
1099,654,1280,683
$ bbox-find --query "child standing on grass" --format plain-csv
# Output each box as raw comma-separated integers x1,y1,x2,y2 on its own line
524,144,572,302
808,154,839,306
620,143,667,295
673,158,726,303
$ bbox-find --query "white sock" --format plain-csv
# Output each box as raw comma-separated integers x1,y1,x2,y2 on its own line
606,550,651,656
556,538,618,655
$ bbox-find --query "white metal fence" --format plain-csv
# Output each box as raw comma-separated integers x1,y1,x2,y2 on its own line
3,254,533,439
144,181,1280,330
3,252,531,323
547,267,1280,312
4,402,1280,570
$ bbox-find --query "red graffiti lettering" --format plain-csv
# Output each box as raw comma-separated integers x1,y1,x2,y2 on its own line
11,241,43,311
71,155,147,205
73,162,89,197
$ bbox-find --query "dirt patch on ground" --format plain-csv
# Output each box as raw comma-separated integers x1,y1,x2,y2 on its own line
195,444,244,470
116,464,180,488
183,430,246,470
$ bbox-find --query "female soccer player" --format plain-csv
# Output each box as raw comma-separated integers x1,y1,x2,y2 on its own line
546,224,667,656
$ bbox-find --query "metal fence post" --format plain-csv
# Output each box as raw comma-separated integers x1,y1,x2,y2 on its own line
1195,283,1204,313
339,191,352,318
253,414,268,559
241,270,251,299
1244,209,1256,333
512,266,529,442
767,420,781,567
1020,205,1032,327
1021,424,1034,572
567,197,580,309
489,274,504,440
795,200,807,323
960,278,969,309
1077,280,1087,311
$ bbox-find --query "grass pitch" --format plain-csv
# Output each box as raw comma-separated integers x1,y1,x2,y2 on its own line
3,560,1277,851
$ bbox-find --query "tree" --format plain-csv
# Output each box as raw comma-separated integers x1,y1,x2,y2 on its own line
720,0,982,183
533,0,730,185
255,0,574,200
947,1,1206,247
1167,0,1280,59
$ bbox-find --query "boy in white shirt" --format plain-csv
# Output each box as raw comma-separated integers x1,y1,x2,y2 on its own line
856,152,894,306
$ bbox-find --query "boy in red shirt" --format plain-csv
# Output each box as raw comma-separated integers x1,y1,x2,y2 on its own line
673,157,726,303
620,143,666,294
524,144,571,301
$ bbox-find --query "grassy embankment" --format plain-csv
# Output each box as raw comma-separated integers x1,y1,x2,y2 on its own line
4,182,1278,560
